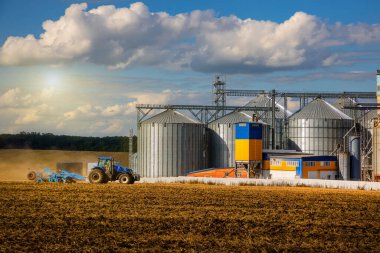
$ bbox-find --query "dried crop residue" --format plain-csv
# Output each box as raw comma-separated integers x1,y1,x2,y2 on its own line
0,182,379,252
0,149,128,180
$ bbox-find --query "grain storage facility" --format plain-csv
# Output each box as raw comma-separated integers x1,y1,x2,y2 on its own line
244,95,292,149
288,98,354,155
137,109,207,177
208,111,270,168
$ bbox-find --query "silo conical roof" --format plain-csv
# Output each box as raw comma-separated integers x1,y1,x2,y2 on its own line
142,109,200,124
290,98,352,120
209,111,250,124
244,94,292,118
364,109,378,119
333,97,358,118
209,111,267,124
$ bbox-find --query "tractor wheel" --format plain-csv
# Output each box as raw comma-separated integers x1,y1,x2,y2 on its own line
27,171,36,180
119,174,134,184
89,169,106,184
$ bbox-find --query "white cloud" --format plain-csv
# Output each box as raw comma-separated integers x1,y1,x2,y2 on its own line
101,104,129,116
102,119,123,134
0,87,55,108
15,111,40,125
0,88,22,107
1,2,379,73
63,89,207,121
0,88,57,132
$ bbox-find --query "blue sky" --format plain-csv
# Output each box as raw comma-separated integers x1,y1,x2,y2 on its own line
0,0,379,136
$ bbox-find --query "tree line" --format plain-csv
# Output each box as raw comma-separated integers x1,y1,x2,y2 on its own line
0,132,137,152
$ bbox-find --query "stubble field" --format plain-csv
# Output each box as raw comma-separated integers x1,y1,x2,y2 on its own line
0,182,379,252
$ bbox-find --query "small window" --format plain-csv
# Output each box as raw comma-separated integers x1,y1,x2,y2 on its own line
237,173,241,178
305,161,316,167
286,161,299,167
270,160,281,166
320,161,331,167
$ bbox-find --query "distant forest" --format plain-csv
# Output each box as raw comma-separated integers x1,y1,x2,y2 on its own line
0,132,137,152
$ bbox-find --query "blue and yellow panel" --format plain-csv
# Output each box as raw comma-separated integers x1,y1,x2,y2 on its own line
235,122,262,140
235,139,262,161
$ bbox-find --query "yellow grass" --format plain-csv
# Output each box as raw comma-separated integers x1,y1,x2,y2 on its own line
0,182,379,252
0,149,128,180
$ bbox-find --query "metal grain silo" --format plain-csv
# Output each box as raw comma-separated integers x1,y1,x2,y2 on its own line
244,95,292,149
288,98,353,155
137,109,206,177
333,97,358,119
208,111,270,168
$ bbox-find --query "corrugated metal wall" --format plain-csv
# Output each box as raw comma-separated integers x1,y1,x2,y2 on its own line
138,122,206,177
288,118,353,155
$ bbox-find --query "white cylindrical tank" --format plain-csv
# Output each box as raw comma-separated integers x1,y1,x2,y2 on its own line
137,109,206,177
288,98,354,155
349,136,361,180
338,151,350,180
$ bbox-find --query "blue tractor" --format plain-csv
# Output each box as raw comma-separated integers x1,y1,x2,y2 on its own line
88,156,140,184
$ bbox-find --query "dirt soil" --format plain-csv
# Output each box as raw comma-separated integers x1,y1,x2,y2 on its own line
0,182,379,252
0,149,128,180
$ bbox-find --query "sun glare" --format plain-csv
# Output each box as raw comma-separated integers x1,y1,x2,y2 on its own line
46,72,62,88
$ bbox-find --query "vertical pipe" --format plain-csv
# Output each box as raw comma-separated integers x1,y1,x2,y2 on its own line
271,89,276,150
129,129,133,169
284,96,288,150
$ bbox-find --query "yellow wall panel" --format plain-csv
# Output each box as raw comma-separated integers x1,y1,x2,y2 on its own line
235,139,262,161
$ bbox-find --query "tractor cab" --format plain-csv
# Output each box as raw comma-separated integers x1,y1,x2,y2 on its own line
98,156,114,174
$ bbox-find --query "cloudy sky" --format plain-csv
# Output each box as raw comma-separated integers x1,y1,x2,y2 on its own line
0,0,379,136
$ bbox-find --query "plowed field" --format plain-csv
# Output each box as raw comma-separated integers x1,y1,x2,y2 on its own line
0,182,379,252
